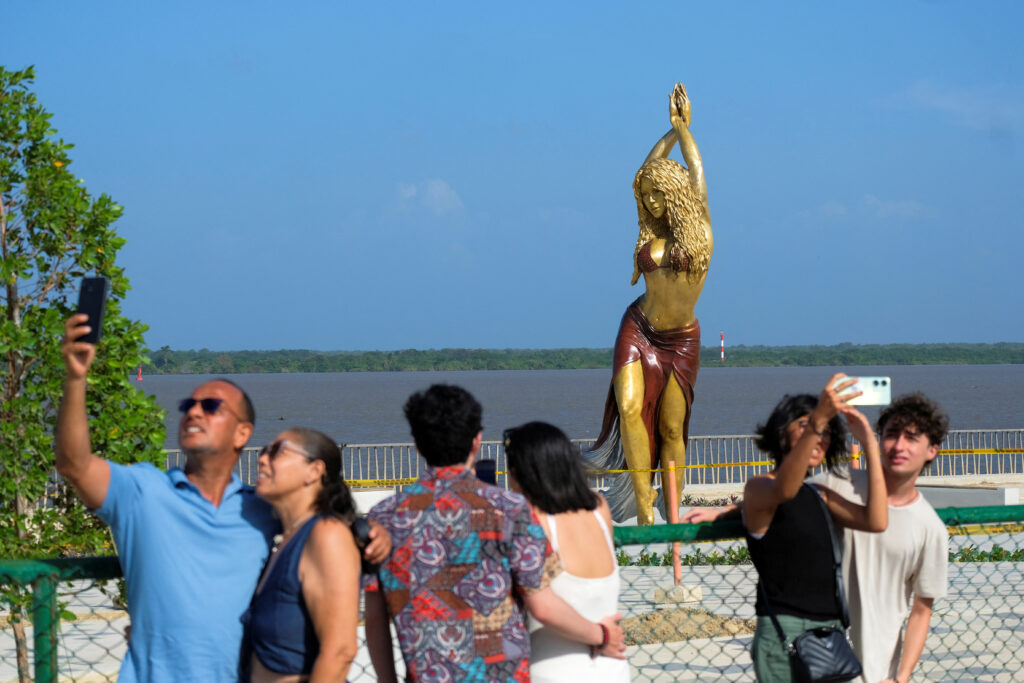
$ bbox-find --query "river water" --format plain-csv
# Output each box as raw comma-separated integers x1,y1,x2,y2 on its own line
135,364,1023,450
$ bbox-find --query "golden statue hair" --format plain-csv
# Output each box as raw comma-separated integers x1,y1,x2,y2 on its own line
630,158,711,285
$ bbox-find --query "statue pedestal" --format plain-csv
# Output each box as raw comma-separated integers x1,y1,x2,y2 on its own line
653,584,702,604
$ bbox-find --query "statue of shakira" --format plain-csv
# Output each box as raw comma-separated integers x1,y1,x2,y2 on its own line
587,83,713,525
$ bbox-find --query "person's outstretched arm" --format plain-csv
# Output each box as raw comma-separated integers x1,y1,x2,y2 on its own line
523,587,625,658
743,374,855,535
818,407,888,532
680,504,740,524
55,314,110,510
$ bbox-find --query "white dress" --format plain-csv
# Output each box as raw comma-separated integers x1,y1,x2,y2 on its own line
528,510,632,682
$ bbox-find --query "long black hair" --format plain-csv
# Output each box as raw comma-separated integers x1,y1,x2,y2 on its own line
504,421,599,515
754,394,848,472
290,427,357,523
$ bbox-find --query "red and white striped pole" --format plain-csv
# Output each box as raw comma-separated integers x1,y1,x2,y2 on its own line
720,331,725,362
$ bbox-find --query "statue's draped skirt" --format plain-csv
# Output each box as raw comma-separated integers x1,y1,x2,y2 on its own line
593,297,701,476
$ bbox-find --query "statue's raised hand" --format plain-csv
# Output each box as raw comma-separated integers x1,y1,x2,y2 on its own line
670,82,691,128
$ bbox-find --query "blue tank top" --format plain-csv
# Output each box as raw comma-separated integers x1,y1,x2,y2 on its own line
247,515,321,674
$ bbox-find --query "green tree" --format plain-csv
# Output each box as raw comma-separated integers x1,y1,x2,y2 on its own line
152,344,173,370
0,66,166,681
215,353,234,373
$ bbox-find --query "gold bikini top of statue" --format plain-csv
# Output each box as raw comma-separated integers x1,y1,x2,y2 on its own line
638,242,689,273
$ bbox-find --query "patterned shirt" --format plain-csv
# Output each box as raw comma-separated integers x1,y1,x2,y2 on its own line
365,465,560,682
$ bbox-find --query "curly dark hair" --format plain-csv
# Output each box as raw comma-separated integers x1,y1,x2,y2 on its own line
504,421,599,515
876,393,949,446
290,427,356,523
754,394,848,471
404,384,483,467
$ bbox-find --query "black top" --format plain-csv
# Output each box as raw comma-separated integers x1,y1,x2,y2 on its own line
746,483,840,621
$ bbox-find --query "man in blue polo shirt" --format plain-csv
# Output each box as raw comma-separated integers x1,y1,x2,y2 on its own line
55,314,387,681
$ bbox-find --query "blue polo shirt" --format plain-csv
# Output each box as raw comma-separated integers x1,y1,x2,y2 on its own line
96,462,277,682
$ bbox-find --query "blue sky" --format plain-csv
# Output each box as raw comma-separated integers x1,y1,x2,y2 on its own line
5,1,1022,350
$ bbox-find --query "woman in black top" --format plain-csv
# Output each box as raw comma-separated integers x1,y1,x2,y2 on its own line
743,374,887,682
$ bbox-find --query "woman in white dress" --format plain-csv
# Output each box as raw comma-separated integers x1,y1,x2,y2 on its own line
504,422,632,682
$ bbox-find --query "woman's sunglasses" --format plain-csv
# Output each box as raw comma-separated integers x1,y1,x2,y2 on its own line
794,418,832,438
260,439,314,461
178,397,245,421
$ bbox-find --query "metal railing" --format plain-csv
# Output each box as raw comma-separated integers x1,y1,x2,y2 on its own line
163,428,1024,489
930,429,1024,477
4,506,1024,682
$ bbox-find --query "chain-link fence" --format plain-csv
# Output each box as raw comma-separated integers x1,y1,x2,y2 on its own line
615,506,1024,682
3,505,1024,682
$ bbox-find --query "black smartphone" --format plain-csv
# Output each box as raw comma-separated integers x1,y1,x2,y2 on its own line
474,459,497,486
350,516,379,574
76,277,109,344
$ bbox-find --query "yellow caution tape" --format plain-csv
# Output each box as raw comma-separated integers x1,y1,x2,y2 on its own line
939,449,1021,455
591,462,773,474
348,477,419,488
948,522,1024,536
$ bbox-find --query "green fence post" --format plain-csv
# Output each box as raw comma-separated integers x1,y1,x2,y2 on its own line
31,570,58,683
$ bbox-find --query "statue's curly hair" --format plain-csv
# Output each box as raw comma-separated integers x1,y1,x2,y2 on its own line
631,158,711,285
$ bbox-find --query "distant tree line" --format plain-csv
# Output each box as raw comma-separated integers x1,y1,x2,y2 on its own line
143,343,1024,375
714,342,1024,367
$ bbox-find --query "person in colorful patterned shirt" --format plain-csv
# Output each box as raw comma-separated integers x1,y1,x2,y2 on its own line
364,384,626,683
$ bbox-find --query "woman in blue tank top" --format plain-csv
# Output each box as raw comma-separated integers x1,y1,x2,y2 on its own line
246,428,361,682
743,375,888,682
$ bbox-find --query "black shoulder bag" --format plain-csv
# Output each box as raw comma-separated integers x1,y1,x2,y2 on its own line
758,485,863,683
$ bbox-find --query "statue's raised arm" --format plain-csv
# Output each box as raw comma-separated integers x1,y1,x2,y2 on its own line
629,83,712,287
644,83,706,204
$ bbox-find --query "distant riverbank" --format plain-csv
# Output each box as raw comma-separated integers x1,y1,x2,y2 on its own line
144,343,1024,375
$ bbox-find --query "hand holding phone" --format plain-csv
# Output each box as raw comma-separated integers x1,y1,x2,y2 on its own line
75,277,109,344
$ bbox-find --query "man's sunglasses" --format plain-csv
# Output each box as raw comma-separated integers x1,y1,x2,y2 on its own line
259,439,314,461
178,397,245,421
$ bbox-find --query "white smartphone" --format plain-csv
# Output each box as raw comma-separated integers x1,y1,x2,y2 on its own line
835,376,892,405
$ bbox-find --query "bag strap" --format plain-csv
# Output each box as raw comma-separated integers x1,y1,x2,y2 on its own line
757,579,792,650
807,483,851,629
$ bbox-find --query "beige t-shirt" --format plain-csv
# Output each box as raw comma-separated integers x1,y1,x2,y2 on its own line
809,468,948,683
